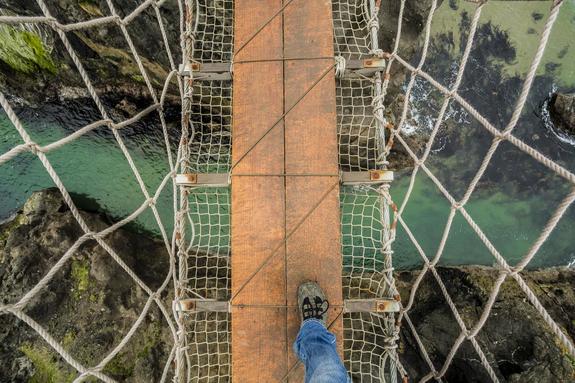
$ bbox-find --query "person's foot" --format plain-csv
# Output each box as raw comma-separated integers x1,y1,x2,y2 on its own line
298,281,330,327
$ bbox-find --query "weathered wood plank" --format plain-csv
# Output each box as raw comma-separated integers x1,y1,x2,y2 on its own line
231,1,286,382
283,1,342,381
232,0,340,381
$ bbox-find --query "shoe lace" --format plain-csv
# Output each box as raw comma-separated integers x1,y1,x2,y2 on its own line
302,296,330,321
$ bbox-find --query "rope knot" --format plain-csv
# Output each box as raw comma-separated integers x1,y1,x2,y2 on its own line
25,142,42,155
370,48,384,58
334,56,346,78
114,14,125,26
82,231,96,240
495,131,510,142
507,266,519,277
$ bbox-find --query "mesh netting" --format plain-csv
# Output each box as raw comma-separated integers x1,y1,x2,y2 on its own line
176,0,233,380
181,187,230,301
183,312,231,383
334,0,401,380
191,0,234,63
337,79,379,171
332,0,372,59
341,185,387,297
188,81,232,173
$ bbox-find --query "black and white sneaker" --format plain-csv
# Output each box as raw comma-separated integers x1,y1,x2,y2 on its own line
298,281,330,327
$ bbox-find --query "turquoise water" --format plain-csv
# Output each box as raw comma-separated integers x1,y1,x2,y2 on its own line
1,1,574,268
0,103,177,237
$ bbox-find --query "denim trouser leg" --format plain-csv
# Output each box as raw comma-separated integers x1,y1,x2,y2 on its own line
293,319,350,383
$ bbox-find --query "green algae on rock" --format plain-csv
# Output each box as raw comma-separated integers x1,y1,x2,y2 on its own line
0,25,56,74
0,189,173,382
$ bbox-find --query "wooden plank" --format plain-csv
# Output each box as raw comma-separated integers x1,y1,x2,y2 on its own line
283,1,342,382
234,0,283,63
232,0,341,381
231,1,286,382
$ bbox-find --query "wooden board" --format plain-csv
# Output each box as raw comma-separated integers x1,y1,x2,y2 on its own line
231,0,341,381
283,1,342,381
232,1,286,382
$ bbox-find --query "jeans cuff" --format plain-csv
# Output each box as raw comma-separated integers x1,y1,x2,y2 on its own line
301,318,326,330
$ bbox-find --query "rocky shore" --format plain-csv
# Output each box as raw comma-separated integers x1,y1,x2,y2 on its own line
0,189,173,382
0,0,181,107
1,190,574,382
395,267,575,382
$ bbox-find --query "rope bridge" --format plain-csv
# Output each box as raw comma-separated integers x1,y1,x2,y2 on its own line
0,1,573,383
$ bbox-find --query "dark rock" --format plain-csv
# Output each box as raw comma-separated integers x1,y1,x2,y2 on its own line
396,266,575,382
0,0,181,106
550,93,575,136
0,188,173,382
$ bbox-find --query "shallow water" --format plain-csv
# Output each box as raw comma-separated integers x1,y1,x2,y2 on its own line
390,0,575,268
0,101,177,237
0,0,574,268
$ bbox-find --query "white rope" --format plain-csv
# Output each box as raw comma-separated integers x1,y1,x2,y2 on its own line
0,0,182,380
382,1,575,382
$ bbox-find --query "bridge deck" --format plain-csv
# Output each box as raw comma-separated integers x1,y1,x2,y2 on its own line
231,0,342,381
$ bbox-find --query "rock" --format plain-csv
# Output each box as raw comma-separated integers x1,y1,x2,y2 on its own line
2,190,575,382
550,93,575,136
0,0,181,106
395,266,575,382
0,189,173,382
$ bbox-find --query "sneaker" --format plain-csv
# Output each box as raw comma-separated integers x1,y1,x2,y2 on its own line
298,281,330,327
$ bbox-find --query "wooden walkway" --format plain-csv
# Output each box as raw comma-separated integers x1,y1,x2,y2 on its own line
231,0,342,381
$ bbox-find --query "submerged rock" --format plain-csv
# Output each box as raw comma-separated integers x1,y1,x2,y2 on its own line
550,93,575,136
0,189,173,382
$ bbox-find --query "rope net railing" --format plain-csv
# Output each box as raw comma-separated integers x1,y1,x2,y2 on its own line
175,0,232,381
337,0,575,382
335,1,401,381
375,0,575,382
0,0,183,382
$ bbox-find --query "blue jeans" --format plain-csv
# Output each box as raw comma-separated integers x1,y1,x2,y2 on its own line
293,319,350,383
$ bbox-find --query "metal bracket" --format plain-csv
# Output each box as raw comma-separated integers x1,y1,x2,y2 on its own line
179,58,385,81
344,58,386,77
179,63,232,81
176,171,393,186
341,170,394,185
175,173,230,187
343,299,400,313
174,299,230,313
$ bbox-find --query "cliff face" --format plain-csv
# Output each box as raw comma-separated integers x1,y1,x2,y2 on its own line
0,189,173,382
0,0,181,106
